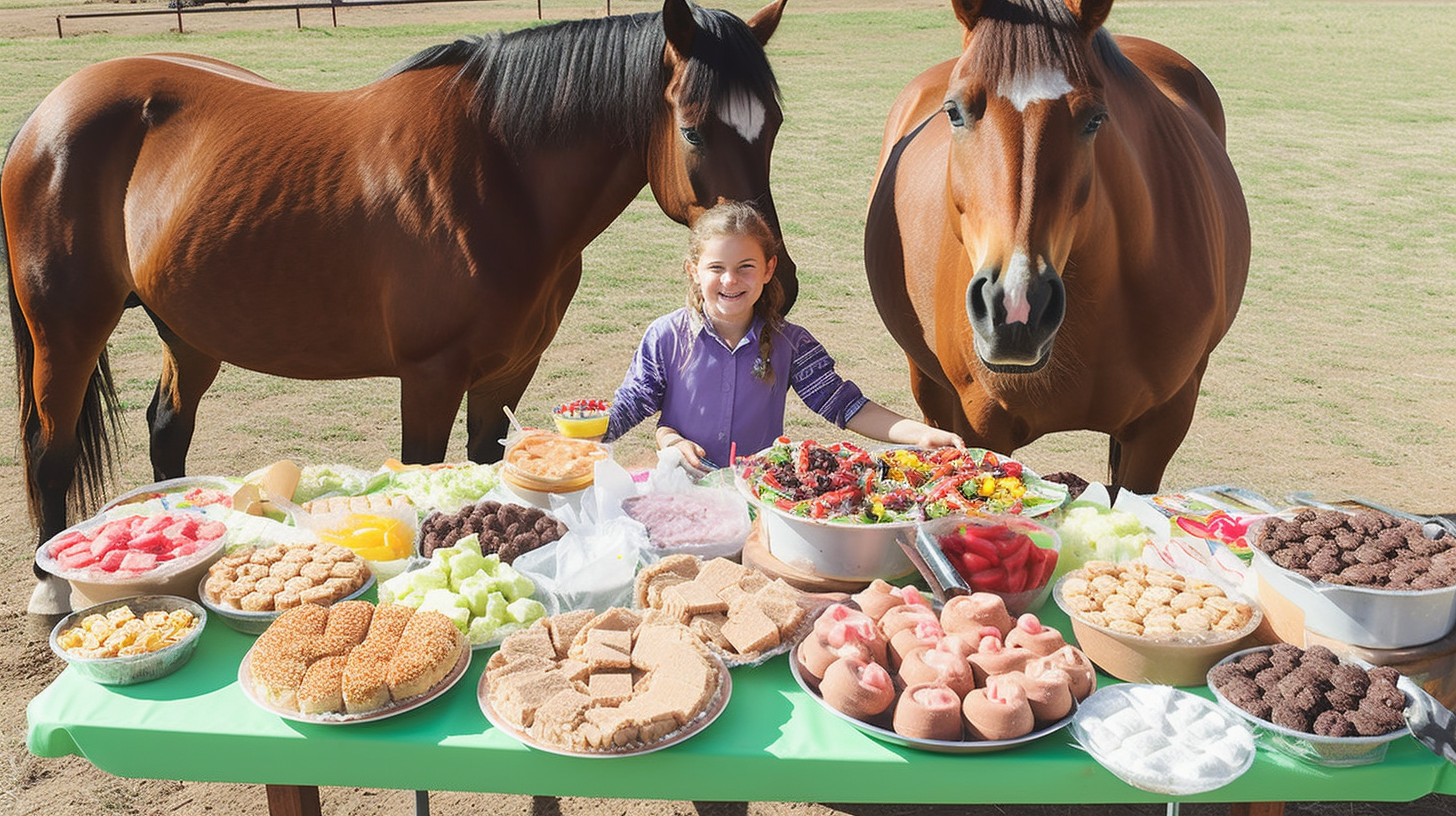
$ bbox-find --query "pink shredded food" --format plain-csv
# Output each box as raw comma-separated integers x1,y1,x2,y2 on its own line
621,491,748,549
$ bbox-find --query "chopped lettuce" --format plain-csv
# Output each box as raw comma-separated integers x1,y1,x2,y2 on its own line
1051,503,1153,579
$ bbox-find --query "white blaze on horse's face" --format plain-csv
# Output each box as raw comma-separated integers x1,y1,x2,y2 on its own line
997,66,1074,113
716,86,767,143
1000,251,1035,325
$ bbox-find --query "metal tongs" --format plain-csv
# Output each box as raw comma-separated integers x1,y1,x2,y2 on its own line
1286,492,1456,541
900,525,971,603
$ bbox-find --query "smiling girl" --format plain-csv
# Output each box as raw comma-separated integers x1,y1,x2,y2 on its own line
604,200,962,471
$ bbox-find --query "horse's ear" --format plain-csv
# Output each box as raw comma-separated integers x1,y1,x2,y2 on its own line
1065,0,1113,34
663,0,696,61
745,0,787,47
950,0,986,36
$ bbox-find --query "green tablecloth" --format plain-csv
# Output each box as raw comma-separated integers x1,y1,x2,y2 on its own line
27,603,1456,804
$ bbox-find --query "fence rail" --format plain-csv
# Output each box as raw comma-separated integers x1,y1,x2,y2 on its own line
55,0,610,37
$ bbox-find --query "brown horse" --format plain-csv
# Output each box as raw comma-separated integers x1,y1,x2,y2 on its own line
865,0,1249,495
3,0,796,612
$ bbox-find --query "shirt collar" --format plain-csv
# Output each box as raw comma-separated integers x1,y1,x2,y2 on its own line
692,309,763,353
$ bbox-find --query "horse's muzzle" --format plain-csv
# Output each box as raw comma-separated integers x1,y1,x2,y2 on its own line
966,263,1065,373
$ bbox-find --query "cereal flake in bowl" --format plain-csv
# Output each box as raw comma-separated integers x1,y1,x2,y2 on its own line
1052,560,1261,686
50,594,207,685
199,540,376,634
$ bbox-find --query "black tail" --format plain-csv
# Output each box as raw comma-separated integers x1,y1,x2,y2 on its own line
1107,434,1123,501
4,124,123,539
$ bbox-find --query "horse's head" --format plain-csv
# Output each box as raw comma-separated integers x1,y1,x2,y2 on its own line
650,0,798,310
941,0,1114,373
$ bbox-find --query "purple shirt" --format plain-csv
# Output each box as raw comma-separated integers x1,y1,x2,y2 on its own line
605,308,868,468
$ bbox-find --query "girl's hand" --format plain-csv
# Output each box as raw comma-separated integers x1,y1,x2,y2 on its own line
669,438,708,470
912,425,964,449
655,426,708,470
847,401,963,449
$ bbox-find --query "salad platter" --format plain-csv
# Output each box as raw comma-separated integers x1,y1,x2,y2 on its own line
736,440,1068,523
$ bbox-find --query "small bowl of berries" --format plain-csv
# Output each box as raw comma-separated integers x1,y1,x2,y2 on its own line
912,514,1062,615
552,399,611,439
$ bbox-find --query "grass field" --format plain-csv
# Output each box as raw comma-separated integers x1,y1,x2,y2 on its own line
2,2,1455,814
3,0,1453,514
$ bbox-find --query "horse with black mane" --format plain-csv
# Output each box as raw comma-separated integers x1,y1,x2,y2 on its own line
3,0,794,613
865,0,1249,494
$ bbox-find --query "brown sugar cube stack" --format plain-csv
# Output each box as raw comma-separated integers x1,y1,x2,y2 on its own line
634,555,810,661
485,608,725,752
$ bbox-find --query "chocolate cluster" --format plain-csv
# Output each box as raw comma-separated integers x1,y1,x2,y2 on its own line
1254,508,1456,589
418,500,565,563
1040,471,1090,500
1209,644,1406,737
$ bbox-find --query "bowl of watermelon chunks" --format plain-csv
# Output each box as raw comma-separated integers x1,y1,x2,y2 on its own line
37,509,231,607
912,515,1061,616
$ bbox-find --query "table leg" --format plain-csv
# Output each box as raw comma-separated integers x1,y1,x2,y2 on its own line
1230,803,1285,816
265,784,322,816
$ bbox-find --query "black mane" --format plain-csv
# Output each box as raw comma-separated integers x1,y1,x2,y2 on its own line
383,7,780,152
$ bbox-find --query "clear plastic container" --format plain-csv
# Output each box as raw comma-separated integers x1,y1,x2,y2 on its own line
37,509,230,605
50,594,207,685
1072,683,1255,794
911,514,1061,615
1208,646,1411,767
501,430,610,493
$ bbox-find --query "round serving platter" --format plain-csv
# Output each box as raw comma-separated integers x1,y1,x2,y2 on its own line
238,642,471,725
477,652,732,757
787,647,1073,754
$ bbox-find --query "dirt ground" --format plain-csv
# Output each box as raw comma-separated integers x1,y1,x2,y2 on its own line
1,1,1454,815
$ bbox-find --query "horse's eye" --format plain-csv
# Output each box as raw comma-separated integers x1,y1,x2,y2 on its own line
681,127,704,147
943,100,966,128
1083,112,1108,136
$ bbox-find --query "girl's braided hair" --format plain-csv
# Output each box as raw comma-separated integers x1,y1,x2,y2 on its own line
685,200,785,381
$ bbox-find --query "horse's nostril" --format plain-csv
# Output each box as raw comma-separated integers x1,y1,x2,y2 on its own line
968,275,991,322
1031,273,1066,328
1046,276,1066,326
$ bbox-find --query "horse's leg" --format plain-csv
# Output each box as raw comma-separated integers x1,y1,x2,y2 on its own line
465,359,543,464
22,307,127,614
144,313,222,481
909,361,1033,454
398,366,469,465
1109,366,1206,494
907,360,969,437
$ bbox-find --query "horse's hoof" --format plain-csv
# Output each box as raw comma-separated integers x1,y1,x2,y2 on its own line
28,577,71,616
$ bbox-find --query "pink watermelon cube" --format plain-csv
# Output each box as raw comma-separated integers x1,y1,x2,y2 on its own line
118,551,158,572
197,520,226,540
55,548,100,571
142,514,176,533
46,530,89,556
172,542,199,558
99,549,129,572
165,516,201,541
89,533,126,559
128,531,170,554
52,538,93,562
